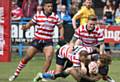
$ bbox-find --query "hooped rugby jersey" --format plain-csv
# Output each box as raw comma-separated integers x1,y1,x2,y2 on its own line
58,44,93,66
32,11,62,40
74,25,104,47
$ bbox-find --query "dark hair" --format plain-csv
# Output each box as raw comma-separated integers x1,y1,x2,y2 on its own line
79,50,88,57
99,54,112,65
42,0,53,6
79,50,89,64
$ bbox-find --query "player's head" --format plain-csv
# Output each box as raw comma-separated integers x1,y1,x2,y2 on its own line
98,54,112,67
12,1,18,8
84,0,92,8
87,15,97,31
79,50,88,63
42,0,53,14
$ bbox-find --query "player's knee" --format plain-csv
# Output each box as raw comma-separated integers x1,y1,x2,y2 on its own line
23,55,32,62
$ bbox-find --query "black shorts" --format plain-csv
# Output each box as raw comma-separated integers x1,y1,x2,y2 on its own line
99,65,109,76
56,49,73,70
31,39,53,52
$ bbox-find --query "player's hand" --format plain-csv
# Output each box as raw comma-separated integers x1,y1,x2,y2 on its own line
80,63,87,75
81,67,87,75
21,25,27,30
59,36,64,40
92,47,99,52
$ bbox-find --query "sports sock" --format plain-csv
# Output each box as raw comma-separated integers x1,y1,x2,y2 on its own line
42,73,54,79
47,70,56,74
54,71,69,78
14,59,27,76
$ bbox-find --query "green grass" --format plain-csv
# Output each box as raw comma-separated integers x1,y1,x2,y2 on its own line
0,53,120,82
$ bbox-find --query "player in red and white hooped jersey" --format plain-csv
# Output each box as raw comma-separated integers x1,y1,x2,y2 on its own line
9,0,64,81
43,44,92,75
70,16,115,82
33,44,90,82
70,15,105,55
74,23,104,47
58,44,93,66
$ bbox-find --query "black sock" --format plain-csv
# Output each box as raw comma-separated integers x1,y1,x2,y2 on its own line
54,72,69,78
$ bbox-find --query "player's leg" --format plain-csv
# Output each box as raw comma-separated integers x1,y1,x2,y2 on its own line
33,48,67,82
66,67,82,81
33,63,64,82
80,77,96,82
99,53,115,82
100,65,115,82
42,45,54,73
9,46,39,81
53,66,84,81
9,39,40,81
63,59,73,71
46,48,66,74
35,61,72,81
33,67,71,82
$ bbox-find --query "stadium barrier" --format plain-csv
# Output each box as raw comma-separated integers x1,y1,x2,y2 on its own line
11,18,120,57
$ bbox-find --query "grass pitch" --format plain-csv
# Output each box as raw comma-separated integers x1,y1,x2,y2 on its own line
0,53,120,82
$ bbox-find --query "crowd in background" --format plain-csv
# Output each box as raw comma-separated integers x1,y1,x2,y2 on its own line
11,0,120,25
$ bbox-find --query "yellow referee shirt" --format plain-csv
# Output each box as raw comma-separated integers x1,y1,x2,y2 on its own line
72,6,95,25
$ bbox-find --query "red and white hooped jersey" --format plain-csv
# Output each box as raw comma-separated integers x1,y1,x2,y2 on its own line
74,24,104,47
58,44,93,66
32,11,62,40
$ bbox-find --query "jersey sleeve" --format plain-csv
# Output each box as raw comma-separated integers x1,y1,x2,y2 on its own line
91,8,96,16
72,8,84,20
97,27,104,43
67,53,80,66
56,15,62,25
31,13,37,23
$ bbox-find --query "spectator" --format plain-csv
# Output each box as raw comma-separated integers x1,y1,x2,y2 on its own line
103,0,115,54
11,1,23,21
56,0,62,13
72,0,95,29
71,0,81,8
69,0,81,18
69,4,77,18
57,5,71,23
17,0,24,8
103,0,115,25
38,0,43,5
115,3,120,25
22,0,38,18
61,0,68,9
36,5,42,14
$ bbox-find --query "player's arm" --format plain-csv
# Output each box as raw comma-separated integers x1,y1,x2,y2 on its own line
57,24,64,40
97,28,105,54
92,8,96,16
70,27,81,47
99,43,105,54
81,73,102,81
72,9,83,30
69,36,78,47
21,20,34,30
